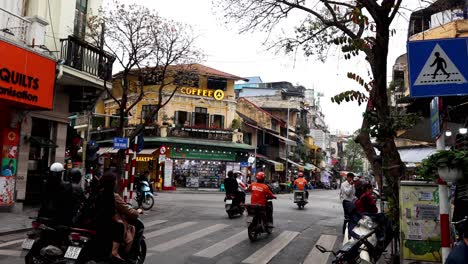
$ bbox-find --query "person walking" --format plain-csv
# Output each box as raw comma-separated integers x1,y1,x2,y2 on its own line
340,173,357,235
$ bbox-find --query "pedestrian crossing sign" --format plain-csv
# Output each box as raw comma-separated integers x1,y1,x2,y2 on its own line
408,38,468,97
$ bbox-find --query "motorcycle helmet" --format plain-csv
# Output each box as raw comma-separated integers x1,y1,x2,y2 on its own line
50,162,65,172
298,172,304,177
256,172,265,182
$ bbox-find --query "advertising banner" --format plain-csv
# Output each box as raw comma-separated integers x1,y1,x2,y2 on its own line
0,128,19,206
0,40,56,109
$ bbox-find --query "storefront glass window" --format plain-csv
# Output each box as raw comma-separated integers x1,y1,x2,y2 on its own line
193,107,208,127
210,114,225,129
174,111,190,126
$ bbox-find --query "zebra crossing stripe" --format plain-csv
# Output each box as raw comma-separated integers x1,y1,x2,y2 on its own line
193,229,248,258
149,224,229,252
242,231,299,264
143,219,168,228
145,222,197,239
0,238,24,248
0,249,22,257
303,234,337,264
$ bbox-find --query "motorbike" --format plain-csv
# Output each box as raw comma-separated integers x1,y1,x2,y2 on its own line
135,180,154,210
293,190,308,209
319,214,393,263
245,200,274,242
224,193,245,219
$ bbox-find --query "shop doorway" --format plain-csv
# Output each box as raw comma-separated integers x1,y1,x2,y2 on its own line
193,107,208,128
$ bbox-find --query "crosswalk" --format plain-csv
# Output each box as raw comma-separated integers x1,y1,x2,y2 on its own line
0,218,339,264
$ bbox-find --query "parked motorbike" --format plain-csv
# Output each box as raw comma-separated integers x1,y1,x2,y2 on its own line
293,190,308,209
320,214,393,263
225,193,245,219
245,200,274,242
135,180,154,210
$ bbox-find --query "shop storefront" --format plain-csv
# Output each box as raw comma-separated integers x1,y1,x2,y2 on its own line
0,38,56,206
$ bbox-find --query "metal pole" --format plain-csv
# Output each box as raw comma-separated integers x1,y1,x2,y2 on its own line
437,133,451,263
285,102,290,182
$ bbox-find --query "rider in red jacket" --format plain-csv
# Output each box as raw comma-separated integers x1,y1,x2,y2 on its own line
248,172,276,226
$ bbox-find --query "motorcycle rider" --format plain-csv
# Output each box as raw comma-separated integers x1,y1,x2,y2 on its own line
38,162,74,226
446,220,468,264
224,170,238,195
234,171,247,204
293,172,309,199
248,172,276,227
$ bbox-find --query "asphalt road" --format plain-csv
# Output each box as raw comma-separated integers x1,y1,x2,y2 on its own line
0,189,343,264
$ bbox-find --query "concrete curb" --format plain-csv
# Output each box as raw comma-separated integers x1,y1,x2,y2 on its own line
0,227,32,236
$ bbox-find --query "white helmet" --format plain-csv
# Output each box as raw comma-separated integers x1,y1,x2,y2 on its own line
50,162,65,172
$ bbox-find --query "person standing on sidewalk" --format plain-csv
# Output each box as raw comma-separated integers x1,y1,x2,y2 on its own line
340,173,357,235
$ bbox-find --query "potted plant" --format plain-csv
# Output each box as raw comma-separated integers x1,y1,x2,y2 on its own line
432,150,467,182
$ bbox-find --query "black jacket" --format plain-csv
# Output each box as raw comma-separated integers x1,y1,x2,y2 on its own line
224,177,238,194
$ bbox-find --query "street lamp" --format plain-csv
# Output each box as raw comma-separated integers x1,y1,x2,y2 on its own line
459,128,467,135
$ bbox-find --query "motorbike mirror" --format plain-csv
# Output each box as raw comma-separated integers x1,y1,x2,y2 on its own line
315,245,328,253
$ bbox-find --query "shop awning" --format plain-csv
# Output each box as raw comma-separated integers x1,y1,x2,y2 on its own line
97,147,133,155
280,158,304,170
29,136,58,148
143,137,255,150
264,159,284,171
304,163,320,171
398,147,437,163
138,148,158,155
266,131,297,146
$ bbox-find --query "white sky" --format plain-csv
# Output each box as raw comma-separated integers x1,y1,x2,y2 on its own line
105,0,429,134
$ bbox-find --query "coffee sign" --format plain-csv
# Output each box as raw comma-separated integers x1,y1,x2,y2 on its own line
0,40,56,109
180,87,225,100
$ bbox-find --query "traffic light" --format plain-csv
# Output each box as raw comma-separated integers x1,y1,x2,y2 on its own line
86,140,100,171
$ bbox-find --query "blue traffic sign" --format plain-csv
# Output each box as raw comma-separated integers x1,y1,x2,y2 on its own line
430,97,440,138
113,137,128,149
408,38,468,97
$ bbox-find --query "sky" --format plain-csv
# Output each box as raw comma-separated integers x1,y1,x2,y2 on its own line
104,0,429,134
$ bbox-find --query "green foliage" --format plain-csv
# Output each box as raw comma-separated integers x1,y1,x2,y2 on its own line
231,118,241,130
344,137,365,173
331,90,368,105
418,150,468,181
404,239,441,257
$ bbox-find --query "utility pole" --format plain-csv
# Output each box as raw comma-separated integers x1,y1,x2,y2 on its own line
285,101,290,182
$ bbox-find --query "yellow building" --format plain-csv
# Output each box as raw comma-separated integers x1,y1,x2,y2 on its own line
96,64,254,189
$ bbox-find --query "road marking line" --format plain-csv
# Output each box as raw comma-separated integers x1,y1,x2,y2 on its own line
303,234,338,264
0,238,24,248
149,224,229,252
145,222,197,239
193,229,248,258
144,219,168,227
242,231,299,264
0,249,22,256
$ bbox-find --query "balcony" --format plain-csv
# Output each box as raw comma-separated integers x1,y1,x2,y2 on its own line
0,8,30,44
169,126,233,141
60,35,115,80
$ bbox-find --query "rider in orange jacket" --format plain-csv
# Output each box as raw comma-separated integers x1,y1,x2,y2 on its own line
293,172,309,199
248,172,276,226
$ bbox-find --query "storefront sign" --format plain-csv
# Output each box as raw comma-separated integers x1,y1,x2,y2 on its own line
171,148,235,161
180,87,225,100
275,163,284,172
136,156,154,162
0,40,56,109
1,128,19,206
158,155,166,163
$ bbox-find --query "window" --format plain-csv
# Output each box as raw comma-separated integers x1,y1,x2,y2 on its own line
210,115,225,129
193,107,208,127
174,111,190,126
207,77,227,90
141,105,158,124
271,119,277,131
174,73,199,88
244,132,252,145
73,0,88,39
142,73,163,86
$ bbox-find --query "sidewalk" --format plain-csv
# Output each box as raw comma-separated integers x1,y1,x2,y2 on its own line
0,204,37,236
165,187,223,194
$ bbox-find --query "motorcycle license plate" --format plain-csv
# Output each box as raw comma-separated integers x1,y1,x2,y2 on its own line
64,246,82,259
21,238,35,250
225,199,233,205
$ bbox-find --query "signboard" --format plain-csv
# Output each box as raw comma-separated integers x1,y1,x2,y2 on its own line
180,87,225,100
408,38,468,97
158,154,166,163
164,159,173,187
274,163,284,172
171,148,236,161
0,128,19,206
400,181,441,262
159,146,167,155
240,162,250,168
430,97,440,138
113,137,128,149
0,39,56,109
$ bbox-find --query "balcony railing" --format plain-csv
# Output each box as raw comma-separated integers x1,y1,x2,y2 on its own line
60,35,115,80
0,7,31,44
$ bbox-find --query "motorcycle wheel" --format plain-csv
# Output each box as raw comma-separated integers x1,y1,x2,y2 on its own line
142,195,154,210
248,220,258,242
227,211,234,219
135,238,147,264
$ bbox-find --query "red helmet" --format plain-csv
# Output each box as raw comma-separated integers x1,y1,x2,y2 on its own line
298,172,304,177
256,172,265,182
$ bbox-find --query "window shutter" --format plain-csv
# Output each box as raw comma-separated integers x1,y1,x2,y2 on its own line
192,112,196,126
205,114,210,128
210,115,214,128
186,111,191,126
221,116,225,129
174,111,179,125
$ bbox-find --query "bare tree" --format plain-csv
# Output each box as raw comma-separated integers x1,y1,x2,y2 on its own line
215,0,407,234
87,0,202,138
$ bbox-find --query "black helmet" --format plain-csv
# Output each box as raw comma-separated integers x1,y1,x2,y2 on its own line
70,168,82,184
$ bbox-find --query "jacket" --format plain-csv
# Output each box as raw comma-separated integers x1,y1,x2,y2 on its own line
294,178,308,191
340,181,355,201
248,182,276,206
224,177,238,194
355,192,378,214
